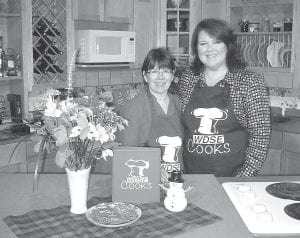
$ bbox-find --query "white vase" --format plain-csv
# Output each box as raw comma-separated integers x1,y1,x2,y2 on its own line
66,167,91,214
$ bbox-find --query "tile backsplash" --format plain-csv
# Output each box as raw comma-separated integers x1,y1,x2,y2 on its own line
74,67,144,88
28,67,145,112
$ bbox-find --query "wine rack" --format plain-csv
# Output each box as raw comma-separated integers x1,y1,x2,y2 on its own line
32,0,66,85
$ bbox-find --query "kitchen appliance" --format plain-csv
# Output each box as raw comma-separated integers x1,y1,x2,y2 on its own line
222,182,300,235
75,30,135,64
7,94,22,122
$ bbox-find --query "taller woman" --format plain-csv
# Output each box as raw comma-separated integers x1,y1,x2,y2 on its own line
178,18,271,176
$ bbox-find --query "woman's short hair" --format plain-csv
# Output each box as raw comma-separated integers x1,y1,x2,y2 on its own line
190,18,246,74
142,47,175,73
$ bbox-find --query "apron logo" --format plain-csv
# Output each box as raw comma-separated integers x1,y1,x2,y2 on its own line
157,136,182,172
120,159,152,190
188,107,230,156
191,107,228,134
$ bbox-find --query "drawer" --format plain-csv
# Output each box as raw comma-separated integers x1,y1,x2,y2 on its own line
282,132,300,153
269,130,282,149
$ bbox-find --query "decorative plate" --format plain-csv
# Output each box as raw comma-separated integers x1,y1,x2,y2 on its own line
250,42,259,66
278,44,291,68
257,42,269,67
284,203,300,220
265,182,300,201
86,202,142,227
283,49,292,68
266,41,284,67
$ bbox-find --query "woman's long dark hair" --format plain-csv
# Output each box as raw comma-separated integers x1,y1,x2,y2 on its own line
190,18,246,75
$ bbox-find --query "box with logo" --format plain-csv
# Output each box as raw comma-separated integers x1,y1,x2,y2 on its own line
112,147,161,203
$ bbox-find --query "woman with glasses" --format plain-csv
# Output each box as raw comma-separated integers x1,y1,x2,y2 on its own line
177,18,271,177
117,47,184,181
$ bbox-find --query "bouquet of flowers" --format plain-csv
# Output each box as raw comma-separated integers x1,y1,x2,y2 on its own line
34,89,128,171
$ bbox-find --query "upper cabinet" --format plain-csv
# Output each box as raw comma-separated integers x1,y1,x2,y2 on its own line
105,0,134,24
159,0,200,68
72,0,134,24
0,0,22,81
72,0,105,21
224,0,300,89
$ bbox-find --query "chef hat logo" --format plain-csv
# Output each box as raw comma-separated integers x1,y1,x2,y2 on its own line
125,159,149,177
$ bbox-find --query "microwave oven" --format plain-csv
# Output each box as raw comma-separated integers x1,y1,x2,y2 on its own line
75,30,135,64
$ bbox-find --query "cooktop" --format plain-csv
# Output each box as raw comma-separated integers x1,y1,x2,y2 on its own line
222,181,300,235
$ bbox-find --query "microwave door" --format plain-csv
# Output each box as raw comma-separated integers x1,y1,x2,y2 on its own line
95,36,122,62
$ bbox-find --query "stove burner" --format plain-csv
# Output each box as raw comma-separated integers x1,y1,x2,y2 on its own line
284,203,300,220
265,182,300,201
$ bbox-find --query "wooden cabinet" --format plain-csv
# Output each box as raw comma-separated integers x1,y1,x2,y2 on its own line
259,128,300,176
201,0,227,20
158,0,200,66
258,148,281,175
0,0,24,114
105,0,134,24
281,132,300,175
259,130,282,175
72,0,105,21
73,0,134,23
0,0,22,80
281,151,300,175
133,0,157,67
224,0,300,89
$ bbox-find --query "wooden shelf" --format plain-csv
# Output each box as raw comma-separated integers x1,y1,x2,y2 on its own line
167,8,190,11
0,13,21,17
235,31,293,35
0,76,22,81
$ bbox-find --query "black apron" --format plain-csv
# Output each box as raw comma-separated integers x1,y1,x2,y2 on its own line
182,81,248,176
146,93,182,173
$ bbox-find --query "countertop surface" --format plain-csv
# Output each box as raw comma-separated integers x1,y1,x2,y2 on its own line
0,173,251,238
271,116,300,134
0,173,300,238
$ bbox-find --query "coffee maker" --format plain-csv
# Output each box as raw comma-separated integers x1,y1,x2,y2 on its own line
7,94,22,123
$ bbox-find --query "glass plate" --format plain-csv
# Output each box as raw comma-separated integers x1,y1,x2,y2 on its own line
265,182,300,201
86,202,142,227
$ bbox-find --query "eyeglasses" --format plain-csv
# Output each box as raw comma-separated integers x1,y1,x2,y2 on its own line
147,69,173,78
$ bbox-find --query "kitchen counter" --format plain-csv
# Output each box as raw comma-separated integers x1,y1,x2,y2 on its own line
1,174,300,238
0,173,252,238
272,116,300,134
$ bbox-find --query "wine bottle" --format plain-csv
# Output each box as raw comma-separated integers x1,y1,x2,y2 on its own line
34,63,47,74
46,45,63,55
33,25,63,37
51,64,63,73
43,27,63,37
36,16,56,28
33,48,42,60
35,41,63,55
44,65,63,74
42,55,56,64
40,36,56,46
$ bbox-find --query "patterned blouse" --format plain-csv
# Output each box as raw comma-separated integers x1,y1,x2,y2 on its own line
177,68,271,176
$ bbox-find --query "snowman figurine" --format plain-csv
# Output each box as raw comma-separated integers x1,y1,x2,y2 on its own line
162,171,193,212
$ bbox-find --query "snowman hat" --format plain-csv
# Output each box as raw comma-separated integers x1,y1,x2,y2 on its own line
168,171,184,183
